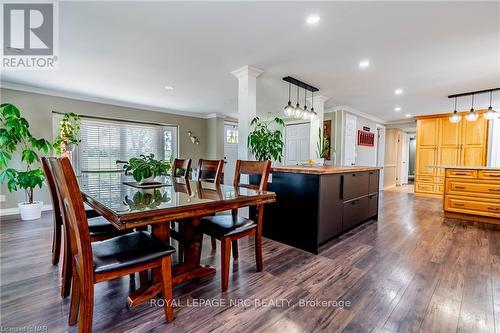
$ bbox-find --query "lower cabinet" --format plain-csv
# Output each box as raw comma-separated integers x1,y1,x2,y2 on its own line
343,196,369,231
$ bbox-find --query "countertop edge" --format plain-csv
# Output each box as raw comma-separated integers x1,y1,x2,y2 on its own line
427,165,500,171
270,166,383,175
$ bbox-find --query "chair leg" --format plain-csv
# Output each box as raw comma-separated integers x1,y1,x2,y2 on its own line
232,240,239,260
255,233,263,272
211,237,216,250
78,279,94,333
69,266,81,326
61,229,72,298
160,256,174,322
139,270,148,287
52,223,61,265
220,238,231,292
129,273,135,281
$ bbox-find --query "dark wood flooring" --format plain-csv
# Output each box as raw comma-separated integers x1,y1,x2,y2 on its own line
1,191,500,332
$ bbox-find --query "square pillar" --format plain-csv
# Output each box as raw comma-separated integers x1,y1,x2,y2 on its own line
309,95,329,159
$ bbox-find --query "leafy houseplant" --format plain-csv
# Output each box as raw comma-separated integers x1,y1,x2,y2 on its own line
54,112,81,155
116,154,172,183
316,128,330,159
124,190,170,211
0,103,52,220
248,116,285,162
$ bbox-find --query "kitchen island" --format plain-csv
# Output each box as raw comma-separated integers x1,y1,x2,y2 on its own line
256,165,382,254
437,166,500,224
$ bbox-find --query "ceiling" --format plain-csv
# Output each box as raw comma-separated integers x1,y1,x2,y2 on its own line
1,1,499,123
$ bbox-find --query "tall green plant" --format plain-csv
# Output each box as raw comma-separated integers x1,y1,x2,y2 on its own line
0,104,52,203
54,112,81,155
248,116,285,162
316,128,329,159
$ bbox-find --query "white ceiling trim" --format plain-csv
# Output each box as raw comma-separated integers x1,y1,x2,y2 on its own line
325,105,387,125
0,81,210,119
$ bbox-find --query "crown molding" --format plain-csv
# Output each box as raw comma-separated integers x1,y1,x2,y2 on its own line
325,105,387,124
0,81,210,119
230,65,264,79
205,113,227,119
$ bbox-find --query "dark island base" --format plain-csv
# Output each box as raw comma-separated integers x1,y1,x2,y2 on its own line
252,169,379,254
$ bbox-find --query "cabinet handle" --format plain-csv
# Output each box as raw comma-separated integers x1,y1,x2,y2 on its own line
453,203,465,207
489,188,500,192
352,174,357,177
485,174,500,177
453,173,468,176
488,207,500,211
454,186,466,189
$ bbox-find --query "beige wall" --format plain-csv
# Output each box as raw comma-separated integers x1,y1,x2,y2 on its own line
0,88,209,211
206,117,225,160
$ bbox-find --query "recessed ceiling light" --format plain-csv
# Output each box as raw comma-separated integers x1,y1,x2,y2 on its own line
306,14,320,25
359,60,370,69
405,114,412,118
164,86,174,90
395,89,403,95
394,107,402,112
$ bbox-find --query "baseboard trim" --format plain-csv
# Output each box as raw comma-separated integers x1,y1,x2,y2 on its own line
0,204,53,217
384,185,396,190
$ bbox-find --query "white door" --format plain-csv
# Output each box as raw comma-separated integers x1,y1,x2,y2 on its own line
400,134,409,185
344,114,357,166
224,124,238,184
285,123,310,165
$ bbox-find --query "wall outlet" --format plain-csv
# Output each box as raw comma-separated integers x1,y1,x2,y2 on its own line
0,195,5,202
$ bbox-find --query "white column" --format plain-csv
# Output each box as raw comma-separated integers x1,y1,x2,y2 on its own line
309,95,329,159
231,65,264,160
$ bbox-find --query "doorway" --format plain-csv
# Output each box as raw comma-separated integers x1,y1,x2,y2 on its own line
344,114,357,166
224,123,238,184
408,136,416,182
285,123,310,165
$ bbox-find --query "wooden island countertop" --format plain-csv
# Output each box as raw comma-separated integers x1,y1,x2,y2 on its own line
271,165,383,175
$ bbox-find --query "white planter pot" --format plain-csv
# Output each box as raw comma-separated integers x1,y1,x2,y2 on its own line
18,201,43,221
140,176,157,184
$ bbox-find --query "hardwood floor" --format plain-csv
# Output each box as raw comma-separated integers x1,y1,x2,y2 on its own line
1,190,499,332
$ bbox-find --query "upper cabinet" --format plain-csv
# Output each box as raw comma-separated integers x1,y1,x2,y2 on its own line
415,112,489,197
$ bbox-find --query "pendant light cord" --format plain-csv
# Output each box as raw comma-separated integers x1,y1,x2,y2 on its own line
471,94,475,110
490,91,493,107
288,82,291,102
454,97,457,111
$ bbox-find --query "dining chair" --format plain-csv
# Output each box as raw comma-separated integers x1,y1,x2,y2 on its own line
172,158,192,179
41,157,131,298
200,160,271,291
49,157,175,333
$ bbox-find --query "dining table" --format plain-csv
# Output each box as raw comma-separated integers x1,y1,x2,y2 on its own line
78,172,276,307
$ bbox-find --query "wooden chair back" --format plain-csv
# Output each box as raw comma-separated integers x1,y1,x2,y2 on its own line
172,158,192,179
233,160,271,191
196,159,223,183
41,157,62,227
48,157,94,283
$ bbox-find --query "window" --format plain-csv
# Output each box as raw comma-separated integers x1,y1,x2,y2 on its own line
52,114,177,173
226,128,239,144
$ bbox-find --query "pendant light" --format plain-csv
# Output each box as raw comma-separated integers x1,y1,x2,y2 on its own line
294,85,304,119
302,88,310,120
284,81,295,117
449,97,461,123
310,91,317,119
484,91,498,120
465,94,478,121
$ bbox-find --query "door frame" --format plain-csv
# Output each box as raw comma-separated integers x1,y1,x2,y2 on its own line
284,121,310,166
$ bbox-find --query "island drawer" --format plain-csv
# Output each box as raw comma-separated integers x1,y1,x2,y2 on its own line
368,171,379,194
478,170,500,180
368,193,378,217
342,172,369,200
446,181,500,197
446,169,477,179
445,197,500,218
343,196,369,231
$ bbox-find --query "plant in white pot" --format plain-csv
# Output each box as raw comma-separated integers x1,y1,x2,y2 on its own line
0,103,52,220
116,154,172,184
53,112,81,155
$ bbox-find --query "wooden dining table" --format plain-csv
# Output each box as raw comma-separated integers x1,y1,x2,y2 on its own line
79,173,276,307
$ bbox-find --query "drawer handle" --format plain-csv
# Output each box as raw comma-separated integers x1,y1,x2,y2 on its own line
454,186,466,189
453,173,468,176
489,188,500,192
453,203,465,207
352,174,357,177
488,207,500,211
485,174,500,177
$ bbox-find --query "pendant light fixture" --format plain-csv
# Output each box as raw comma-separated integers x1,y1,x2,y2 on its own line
449,97,461,123
465,94,478,122
310,91,317,119
294,84,304,119
484,90,498,120
302,87,310,120
284,81,295,117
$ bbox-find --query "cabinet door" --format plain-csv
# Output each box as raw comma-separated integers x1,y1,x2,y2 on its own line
417,119,439,147
416,147,436,176
461,117,488,166
437,119,461,176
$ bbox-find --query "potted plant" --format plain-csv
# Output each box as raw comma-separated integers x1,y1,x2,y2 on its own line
116,154,172,183
0,103,52,220
124,190,170,211
54,112,81,155
247,116,285,162
315,128,330,165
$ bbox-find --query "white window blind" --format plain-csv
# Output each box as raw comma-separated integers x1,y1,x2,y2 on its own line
52,114,177,173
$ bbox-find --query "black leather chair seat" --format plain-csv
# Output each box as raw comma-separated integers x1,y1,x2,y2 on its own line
92,231,175,274
201,215,256,238
87,216,116,233
85,209,101,219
